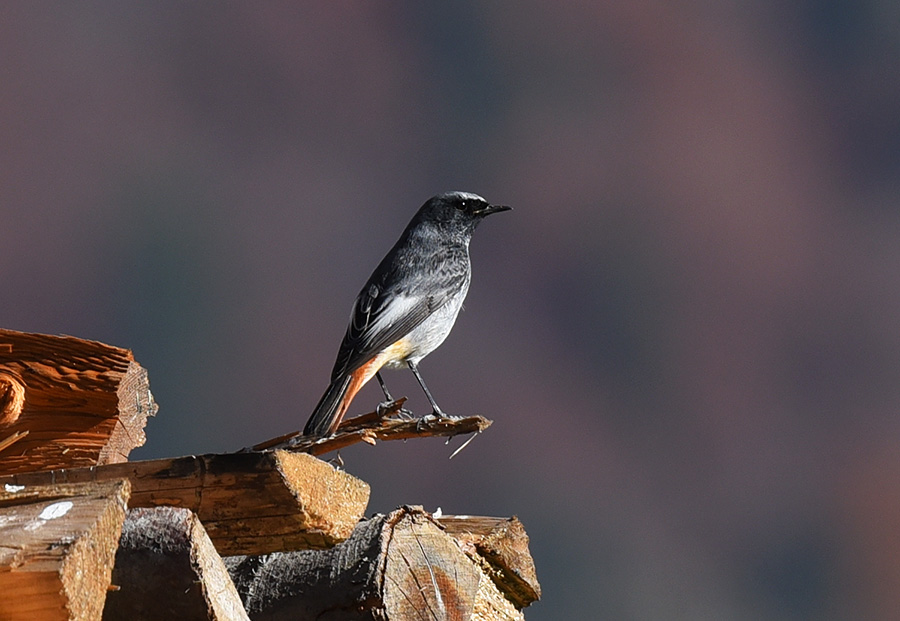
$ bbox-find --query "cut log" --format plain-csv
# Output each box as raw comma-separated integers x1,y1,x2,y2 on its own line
0,451,369,555
0,329,158,475
437,515,541,608
103,507,249,621
226,506,533,620
0,479,131,621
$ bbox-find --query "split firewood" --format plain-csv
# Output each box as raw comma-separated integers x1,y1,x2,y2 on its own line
0,329,157,475
104,507,249,621
0,479,130,621
437,515,541,608
0,451,369,555
226,506,538,620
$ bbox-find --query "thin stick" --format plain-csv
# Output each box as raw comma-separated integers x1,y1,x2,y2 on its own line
250,399,492,455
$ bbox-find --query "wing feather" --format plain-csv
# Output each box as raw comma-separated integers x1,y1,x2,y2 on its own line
330,266,466,380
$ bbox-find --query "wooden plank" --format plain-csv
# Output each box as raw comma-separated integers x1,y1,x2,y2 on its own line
104,507,249,621
226,506,531,620
0,451,369,555
0,479,131,621
0,329,157,474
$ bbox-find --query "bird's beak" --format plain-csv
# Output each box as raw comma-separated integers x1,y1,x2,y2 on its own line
477,204,512,216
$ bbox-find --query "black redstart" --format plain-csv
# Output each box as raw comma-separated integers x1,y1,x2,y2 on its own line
302,191,511,438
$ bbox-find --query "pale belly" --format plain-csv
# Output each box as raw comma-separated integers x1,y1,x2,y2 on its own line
381,286,468,369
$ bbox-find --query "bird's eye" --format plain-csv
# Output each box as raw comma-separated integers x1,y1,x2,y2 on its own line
457,200,468,211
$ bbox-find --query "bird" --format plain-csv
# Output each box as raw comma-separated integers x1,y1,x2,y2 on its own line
302,191,511,438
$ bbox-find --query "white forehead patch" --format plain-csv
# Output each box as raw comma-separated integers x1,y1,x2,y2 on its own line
455,191,484,202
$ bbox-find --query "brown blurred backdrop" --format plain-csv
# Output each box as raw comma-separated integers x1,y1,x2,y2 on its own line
3,3,900,619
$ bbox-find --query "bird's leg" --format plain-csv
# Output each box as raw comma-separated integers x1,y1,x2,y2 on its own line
375,372,412,418
376,371,393,400
408,361,445,418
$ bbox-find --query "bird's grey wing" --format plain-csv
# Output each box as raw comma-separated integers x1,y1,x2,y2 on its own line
330,271,465,380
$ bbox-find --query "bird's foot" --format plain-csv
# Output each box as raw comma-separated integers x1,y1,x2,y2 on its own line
421,409,464,424
415,411,450,430
377,398,414,419
328,451,344,469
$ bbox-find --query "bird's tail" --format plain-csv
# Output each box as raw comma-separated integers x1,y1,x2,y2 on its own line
305,356,386,437
303,374,355,438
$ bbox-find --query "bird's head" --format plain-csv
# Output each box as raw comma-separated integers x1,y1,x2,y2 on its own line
419,191,511,234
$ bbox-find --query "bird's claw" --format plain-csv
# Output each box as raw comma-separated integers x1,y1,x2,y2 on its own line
376,399,399,417
328,451,344,469
415,412,441,431
377,399,414,419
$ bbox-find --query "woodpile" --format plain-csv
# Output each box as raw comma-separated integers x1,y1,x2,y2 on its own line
0,329,540,620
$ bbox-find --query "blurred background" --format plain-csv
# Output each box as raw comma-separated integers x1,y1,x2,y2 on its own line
3,2,900,618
